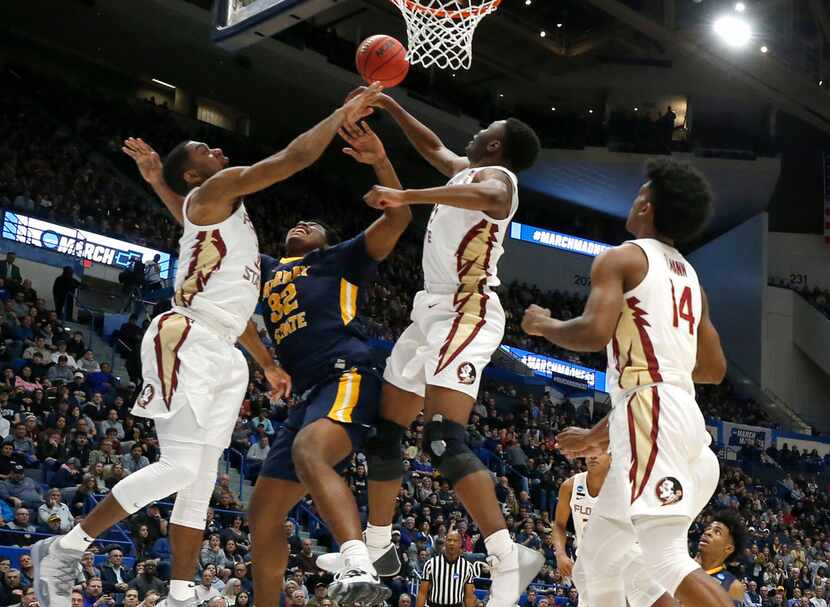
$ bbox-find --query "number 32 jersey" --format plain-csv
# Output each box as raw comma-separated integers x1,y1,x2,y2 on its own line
259,234,378,393
605,238,702,403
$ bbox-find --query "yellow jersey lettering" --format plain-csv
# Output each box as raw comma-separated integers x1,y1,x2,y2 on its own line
274,312,307,344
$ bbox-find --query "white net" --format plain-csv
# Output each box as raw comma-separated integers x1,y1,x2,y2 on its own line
389,0,501,71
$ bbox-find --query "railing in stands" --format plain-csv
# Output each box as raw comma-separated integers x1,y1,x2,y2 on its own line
0,527,133,551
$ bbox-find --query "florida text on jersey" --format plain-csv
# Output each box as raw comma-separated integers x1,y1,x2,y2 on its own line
259,234,378,392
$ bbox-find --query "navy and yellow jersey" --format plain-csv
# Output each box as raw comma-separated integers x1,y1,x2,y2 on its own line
260,233,378,392
707,566,741,606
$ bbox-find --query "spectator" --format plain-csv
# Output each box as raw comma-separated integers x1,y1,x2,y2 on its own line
101,547,135,596
200,533,232,572
235,592,251,607
129,561,166,600
284,519,303,554
5,509,37,546
307,583,329,607
84,577,114,607
77,350,101,374
50,340,77,368
48,355,75,382
143,255,162,292
0,465,42,509
122,443,149,474
245,435,269,480
0,569,24,607
123,589,140,607
37,487,74,532
88,438,122,470
4,425,36,465
52,267,80,321
222,578,243,606
80,551,102,584
195,568,222,604
99,409,125,441
22,337,50,361
0,254,22,291
87,362,117,393
51,457,83,488
17,555,33,589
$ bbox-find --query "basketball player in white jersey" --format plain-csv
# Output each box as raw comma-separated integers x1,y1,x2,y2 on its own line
522,158,731,607
32,84,383,607
317,89,544,607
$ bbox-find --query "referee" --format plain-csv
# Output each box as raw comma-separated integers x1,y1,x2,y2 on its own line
417,531,477,607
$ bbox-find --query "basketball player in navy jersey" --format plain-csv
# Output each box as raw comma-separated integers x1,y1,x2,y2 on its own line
694,512,746,606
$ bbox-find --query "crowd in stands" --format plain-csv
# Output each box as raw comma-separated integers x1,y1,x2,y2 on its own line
0,66,827,607
769,278,830,321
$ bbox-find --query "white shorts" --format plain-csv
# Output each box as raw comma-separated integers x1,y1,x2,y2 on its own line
383,289,505,399
131,311,248,449
595,383,719,522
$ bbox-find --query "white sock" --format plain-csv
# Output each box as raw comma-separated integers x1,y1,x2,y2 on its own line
170,580,195,601
59,525,95,552
484,529,513,562
365,523,392,549
341,539,375,573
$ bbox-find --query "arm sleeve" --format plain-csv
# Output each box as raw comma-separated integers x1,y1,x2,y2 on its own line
422,559,433,581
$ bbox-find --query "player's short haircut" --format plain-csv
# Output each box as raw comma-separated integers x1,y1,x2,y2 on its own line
712,509,746,556
502,118,541,173
645,158,713,243
163,141,195,196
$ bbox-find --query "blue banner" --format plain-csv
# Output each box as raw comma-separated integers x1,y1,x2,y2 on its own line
499,345,607,392
509,222,612,257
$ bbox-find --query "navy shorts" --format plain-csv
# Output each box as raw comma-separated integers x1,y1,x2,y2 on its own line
261,366,382,483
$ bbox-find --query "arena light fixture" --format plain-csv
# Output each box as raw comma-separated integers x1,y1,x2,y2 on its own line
540,30,546,37
151,78,176,90
735,2,746,12
713,15,752,48
760,45,768,53
551,106,556,111
556,22,563,28
524,0,531,5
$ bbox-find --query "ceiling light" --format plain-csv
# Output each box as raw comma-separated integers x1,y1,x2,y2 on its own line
540,30,546,38
525,0,531,5
556,23,563,28
551,106,556,111
760,45,768,53
735,2,746,12
634,107,639,111
588,109,594,114
713,15,752,48
151,78,176,90
499,93,504,98
820,80,824,86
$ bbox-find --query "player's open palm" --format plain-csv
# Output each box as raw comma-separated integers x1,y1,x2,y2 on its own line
342,82,383,125
264,365,292,401
122,137,162,185
557,554,574,578
339,121,386,165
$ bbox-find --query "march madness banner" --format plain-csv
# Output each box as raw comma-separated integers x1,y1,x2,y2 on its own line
722,421,773,449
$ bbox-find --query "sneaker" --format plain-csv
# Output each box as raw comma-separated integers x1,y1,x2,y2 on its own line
32,536,84,607
156,587,199,607
327,565,392,606
317,542,401,577
486,544,544,607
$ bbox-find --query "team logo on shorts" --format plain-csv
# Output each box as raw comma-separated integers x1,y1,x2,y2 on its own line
656,477,683,506
136,384,155,409
457,362,477,385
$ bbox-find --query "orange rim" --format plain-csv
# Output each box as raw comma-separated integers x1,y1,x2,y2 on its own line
392,0,501,20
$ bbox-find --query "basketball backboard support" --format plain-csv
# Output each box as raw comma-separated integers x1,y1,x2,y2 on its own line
212,0,340,51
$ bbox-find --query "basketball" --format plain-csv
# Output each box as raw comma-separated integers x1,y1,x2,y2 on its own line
356,35,410,88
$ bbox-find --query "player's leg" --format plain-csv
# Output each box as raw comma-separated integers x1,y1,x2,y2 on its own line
248,475,307,607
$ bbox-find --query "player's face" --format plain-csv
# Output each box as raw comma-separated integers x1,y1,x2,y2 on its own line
285,221,327,255
465,120,507,162
698,521,735,562
186,141,230,183
586,451,610,472
626,181,654,235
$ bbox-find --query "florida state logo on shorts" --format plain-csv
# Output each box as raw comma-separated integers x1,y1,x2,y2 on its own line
656,477,683,506
136,384,155,409
457,362,476,385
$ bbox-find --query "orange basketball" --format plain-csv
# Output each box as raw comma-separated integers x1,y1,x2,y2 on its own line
356,35,410,88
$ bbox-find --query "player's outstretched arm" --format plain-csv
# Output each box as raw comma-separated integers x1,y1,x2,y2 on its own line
556,417,609,459
692,290,727,384
552,478,575,578
238,319,292,399
339,121,412,261
522,246,639,352
193,84,383,212
375,91,470,177
363,168,513,220
122,138,186,225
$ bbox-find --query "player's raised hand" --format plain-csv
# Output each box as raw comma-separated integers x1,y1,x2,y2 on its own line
122,138,163,185
363,185,408,209
264,365,292,401
342,82,384,125
339,121,387,165
521,304,553,337
555,426,603,459
345,85,391,117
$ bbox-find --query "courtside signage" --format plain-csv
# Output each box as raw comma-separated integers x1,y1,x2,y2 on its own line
510,222,612,257
2,212,173,279
500,344,607,392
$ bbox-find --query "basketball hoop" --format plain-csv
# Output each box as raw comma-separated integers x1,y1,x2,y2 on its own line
389,0,502,70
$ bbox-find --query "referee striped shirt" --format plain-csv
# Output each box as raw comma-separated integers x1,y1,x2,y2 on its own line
422,553,475,606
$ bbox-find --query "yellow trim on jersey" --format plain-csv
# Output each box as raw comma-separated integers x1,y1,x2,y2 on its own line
705,565,726,576
339,278,358,326
327,369,362,423
279,257,303,264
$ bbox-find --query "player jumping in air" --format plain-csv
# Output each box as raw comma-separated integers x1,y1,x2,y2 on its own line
32,84,382,607
318,88,544,607
523,158,732,607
